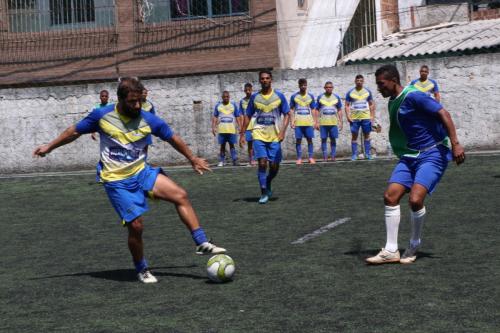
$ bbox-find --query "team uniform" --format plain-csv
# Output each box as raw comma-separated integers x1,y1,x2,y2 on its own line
317,93,342,160
410,78,439,98
76,104,174,222
290,92,316,161
246,89,289,197
214,101,241,164
346,87,374,159
240,97,254,143
388,85,451,193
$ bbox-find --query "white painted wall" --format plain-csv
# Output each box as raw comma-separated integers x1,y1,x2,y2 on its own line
1,53,499,173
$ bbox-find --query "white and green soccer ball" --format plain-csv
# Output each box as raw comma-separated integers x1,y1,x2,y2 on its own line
206,254,235,283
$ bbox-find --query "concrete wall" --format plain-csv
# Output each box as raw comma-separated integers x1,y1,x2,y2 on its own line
399,3,469,31
1,53,499,173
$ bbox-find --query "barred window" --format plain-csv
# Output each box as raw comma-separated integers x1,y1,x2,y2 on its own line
50,0,95,25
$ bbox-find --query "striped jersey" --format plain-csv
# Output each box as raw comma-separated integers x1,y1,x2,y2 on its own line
317,93,342,126
410,78,439,98
345,87,373,120
213,101,241,134
289,92,316,127
246,89,289,142
76,104,174,182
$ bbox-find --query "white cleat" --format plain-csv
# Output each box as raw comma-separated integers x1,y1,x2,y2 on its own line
365,248,400,265
137,269,158,283
217,161,224,167
196,241,226,255
400,246,419,264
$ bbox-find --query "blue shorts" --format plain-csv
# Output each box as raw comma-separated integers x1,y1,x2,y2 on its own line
103,164,163,223
218,133,237,145
389,146,451,194
295,126,315,139
320,125,339,139
245,130,253,142
350,119,372,134
253,140,282,163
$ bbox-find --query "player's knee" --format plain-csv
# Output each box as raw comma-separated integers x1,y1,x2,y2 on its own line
383,191,399,206
128,217,144,235
408,194,424,211
296,139,302,144
174,187,189,204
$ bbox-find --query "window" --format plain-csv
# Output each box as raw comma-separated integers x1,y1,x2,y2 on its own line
167,0,248,20
50,0,95,25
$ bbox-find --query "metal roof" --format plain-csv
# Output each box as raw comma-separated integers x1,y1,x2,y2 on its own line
340,18,500,64
291,0,360,69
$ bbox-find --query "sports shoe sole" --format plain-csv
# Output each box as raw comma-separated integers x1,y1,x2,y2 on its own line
400,256,417,264
365,257,401,265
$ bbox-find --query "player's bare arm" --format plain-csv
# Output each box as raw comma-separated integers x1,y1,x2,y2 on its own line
211,116,217,136
345,103,352,123
337,107,343,131
289,107,295,129
278,113,290,142
167,134,211,174
369,100,376,122
240,115,250,146
33,125,81,157
313,108,319,130
434,91,441,103
437,108,465,165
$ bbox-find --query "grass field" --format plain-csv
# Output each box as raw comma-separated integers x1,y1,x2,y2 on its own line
1,154,499,332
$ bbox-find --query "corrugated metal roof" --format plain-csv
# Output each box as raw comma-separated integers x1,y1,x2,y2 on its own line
291,0,360,69
340,18,500,64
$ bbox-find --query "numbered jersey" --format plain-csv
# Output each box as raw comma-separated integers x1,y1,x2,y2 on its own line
290,92,316,127
346,87,373,120
214,101,240,134
246,89,290,142
317,93,342,126
75,104,174,182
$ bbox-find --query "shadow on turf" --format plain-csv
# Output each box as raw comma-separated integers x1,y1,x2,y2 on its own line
31,265,205,282
233,197,278,203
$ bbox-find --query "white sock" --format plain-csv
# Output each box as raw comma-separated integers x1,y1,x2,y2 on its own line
410,207,426,248
384,205,400,252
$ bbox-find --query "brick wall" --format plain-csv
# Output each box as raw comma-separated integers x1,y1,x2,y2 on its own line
473,8,500,20
380,0,399,36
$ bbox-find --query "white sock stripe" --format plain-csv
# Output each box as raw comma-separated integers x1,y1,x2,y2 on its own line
385,205,400,216
411,207,426,218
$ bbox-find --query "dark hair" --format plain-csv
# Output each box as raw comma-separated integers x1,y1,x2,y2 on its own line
117,77,144,100
298,78,307,85
244,83,253,89
222,90,230,95
99,89,109,94
324,81,333,86
375,65,401,85
420,65,429,70
355,74,364,80
258,70,273,79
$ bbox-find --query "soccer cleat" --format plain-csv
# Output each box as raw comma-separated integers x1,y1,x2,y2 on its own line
296,159,303,165
250,160,256,166
400,246,419,264
196,241,226,255
309,158,316,164
365,248,400,265
351,155,357,161
258,194,269,204
366,154,373,160
217,161,224,167
137,269,158,284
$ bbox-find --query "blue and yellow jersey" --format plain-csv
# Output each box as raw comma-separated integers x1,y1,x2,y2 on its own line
213,101,241,134
141,100,156,114
410,78,439,97
317,93,342,126
345,87,373,120
240,97,256,131
76,104,174,182
94,102,111,109
246,89,289,142
289,92,316,127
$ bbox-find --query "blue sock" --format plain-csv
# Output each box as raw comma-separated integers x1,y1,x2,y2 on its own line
258,168,267,190
219,153,225,162
230,148,237,161
134,258,148,273
266,168,278,188
352,142,358,157
321,140,327,159
296,143,302,159
308,143,314,158
331,143,337,158
191,227,208,246
364,140,371,156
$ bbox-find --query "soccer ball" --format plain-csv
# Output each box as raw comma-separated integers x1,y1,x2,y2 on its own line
206,254,235,283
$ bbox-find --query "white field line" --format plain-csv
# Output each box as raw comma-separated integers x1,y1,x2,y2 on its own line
291,217,351,245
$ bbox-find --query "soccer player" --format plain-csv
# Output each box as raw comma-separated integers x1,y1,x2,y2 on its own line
211,91,242,167
91,90,111,141
240,83,256,165
316,81,343,161
33,77,226,283
141,88,156,114
365,65,465,265
242,70,290,204
345,75,376,160
289,78,318,164
410,65,441,102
